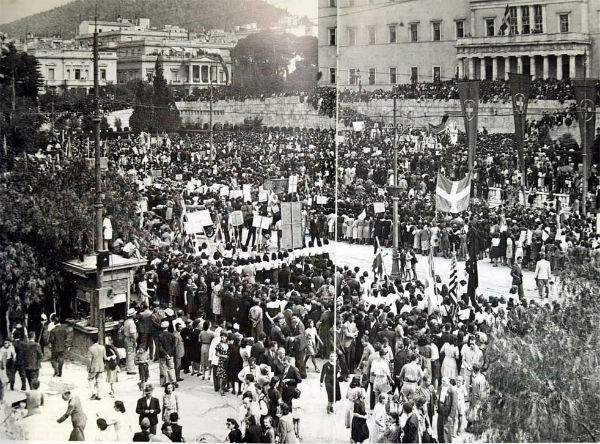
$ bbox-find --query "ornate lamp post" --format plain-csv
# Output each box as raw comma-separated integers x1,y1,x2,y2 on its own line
387,185,402,280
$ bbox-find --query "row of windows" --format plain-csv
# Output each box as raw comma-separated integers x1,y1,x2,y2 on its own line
328,21,454,46
47,67,107,81
326,8,569,45
326,66,439,84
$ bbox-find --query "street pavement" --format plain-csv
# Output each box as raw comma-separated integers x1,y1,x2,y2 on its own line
1,356,339,442
332,241,543,301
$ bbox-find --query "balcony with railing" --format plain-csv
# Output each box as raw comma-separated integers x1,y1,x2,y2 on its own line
457,32,591,49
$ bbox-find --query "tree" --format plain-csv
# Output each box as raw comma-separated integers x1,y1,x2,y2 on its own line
130,57,181,132
477,263,600,442
0,41,44,102
151,55,181,131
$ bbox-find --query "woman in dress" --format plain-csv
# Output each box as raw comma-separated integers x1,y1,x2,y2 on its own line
215,331,230,396
303,319,323,373
440,336,459,380
105,336,119,397
225,418,243,443
276,403,298,444
320,352,341,414
350,391,369,443
198,320,214,380
108,400,132,442
162,382,179,424
345,375,366,429
228,336,244,396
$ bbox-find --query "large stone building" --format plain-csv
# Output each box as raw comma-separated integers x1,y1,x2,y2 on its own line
319,0,599,89
22,38,118,90
76,18,233,90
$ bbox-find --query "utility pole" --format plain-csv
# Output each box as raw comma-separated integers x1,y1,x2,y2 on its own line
92,17,106,344
209,62,214,167
389,86,401,279
582,51,588,217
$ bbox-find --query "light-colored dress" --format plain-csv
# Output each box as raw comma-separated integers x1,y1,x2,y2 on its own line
305,327,318,357
162,392,179,422
441,343,459,379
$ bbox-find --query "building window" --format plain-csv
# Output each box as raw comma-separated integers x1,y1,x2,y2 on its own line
201,65,209,83
74,69,81,80
220,70,226,83
368,68,376,85
455,20,465,38
100,69,106,80
409,23,419,42
329,68,336,84
349,68,357,85
533,5,543,32
328,27,336,46
171,69,179,81
486,19,495,36
509,7,518,35
432,22,441,41
368,26,376,45
521,6,530,34
388,24,397,43
559,14,569,33
48,68,55,81
347,27,356,46
329,0,336,6
411,66,418,82
390,67,397,84
146,69,154,82
433,66,441,83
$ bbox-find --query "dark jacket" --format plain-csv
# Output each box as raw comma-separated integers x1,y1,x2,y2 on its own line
24,341,43,370
136,396,161,426
49,324,69,353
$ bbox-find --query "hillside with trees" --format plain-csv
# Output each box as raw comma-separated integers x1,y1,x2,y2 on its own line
0,0,287,39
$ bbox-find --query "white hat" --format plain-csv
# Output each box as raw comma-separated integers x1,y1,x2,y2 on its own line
127,308,136,317
160,321,169,329
165,308,174,316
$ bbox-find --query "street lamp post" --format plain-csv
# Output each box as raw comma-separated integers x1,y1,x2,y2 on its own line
387,185,402,280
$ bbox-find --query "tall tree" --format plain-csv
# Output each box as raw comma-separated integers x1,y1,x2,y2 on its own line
151,54,181,131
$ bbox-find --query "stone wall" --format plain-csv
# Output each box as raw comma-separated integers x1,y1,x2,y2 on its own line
176,97,335,129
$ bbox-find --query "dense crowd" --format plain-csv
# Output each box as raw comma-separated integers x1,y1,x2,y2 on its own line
338,79,600,104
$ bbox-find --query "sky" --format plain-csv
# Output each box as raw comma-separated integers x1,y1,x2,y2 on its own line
0,0,318,25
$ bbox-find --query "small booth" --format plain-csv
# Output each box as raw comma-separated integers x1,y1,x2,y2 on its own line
61,253,147,361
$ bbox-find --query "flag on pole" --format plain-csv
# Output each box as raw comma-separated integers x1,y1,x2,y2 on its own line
436,173,472,214
466,229,480,309
499,4,510,35
448,251,458,304
373,237,383,271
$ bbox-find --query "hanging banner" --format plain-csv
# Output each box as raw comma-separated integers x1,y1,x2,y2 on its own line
281,202,303,250
457,80,479,171
229,210,244,227
573,78,598,176
288,175,298,193
373,202,385,213
508,72,531,183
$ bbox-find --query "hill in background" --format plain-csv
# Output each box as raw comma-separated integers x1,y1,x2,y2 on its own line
0,0,288,38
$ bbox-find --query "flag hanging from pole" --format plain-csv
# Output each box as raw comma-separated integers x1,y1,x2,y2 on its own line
457,80,479,170
436,173,471,214
448,251,458,304
573,77,598,176
499,4,510,35
508,72,531,180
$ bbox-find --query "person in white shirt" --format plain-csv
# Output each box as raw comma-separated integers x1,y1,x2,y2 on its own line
534,252,552,298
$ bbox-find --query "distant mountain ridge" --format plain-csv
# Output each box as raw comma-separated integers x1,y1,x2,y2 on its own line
0,0,288,39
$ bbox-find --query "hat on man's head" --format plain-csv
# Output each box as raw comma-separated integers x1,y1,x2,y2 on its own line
127,308,136,317
160,321,169,329
144,384,154,393
165,308,174,317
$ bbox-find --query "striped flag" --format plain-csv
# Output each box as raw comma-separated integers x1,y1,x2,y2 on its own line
448,251,458,304
499,4,510,35
436,173,471,214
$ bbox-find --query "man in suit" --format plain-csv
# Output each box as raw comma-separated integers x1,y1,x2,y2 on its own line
263,341,279,371
437,377,458,443
13,330,28,391
132,417,152,442
155,321,176,387
270,314,287,347
280,355,302,409
23,331,43,389
251,332,266,362
49,315,68,377
136,383,161,434
511,256,524,299
57,390,87,441
87,334,107,400
290,315,307,378
169,412,183,442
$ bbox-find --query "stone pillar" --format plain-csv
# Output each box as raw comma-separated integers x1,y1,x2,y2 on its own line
543,56,549,79
458,58,464,79
557,55,563,80
517,55,523,74
530,55,536,79
492,57,498,80
505,57,510,80
569,54,577,78
541,5,546,33
470,10,475,37
188,64,193,83
480,57,486,80
516,6,522,34
468,58,475,79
